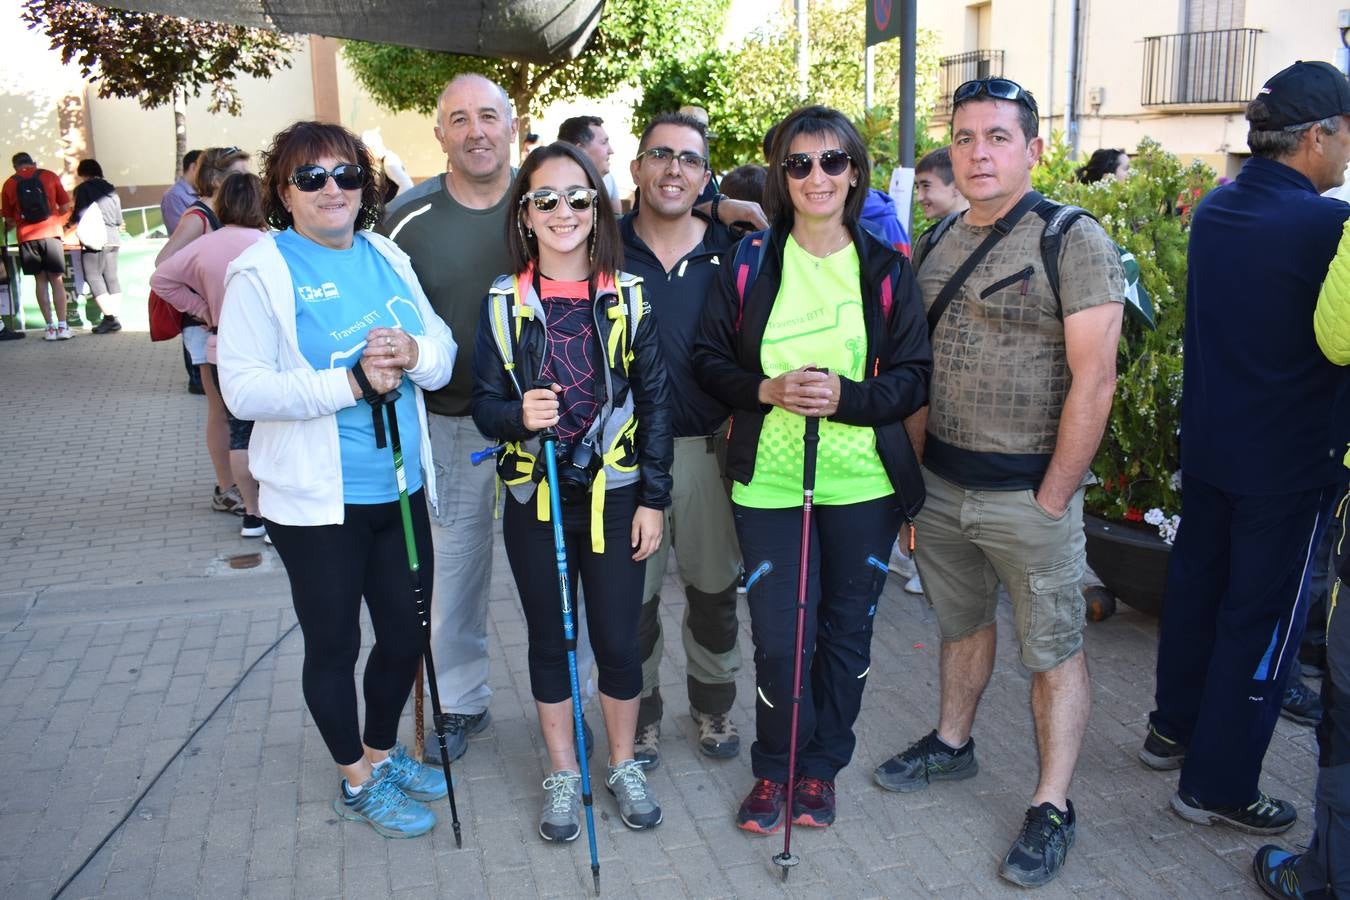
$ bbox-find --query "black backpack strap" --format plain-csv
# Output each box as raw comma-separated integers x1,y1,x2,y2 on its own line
914,213,958,270
926,191,1043,336
1036,203,1095,317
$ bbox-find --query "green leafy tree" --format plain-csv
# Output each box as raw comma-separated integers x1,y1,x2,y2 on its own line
343,0,729,153
21,0,298,172
634,0,941,171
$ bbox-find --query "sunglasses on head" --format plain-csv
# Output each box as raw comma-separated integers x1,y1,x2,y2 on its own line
521,188,599,213
952,77,1037,111
636,146,709,171
782,149,852,180
289,164,365,192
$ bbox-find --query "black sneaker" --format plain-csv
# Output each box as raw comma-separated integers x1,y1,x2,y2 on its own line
1171,790,1297,835
240,515,266,538
0,326,24,341
92,315,120,334
999,800,1076,887
1139,724,1187,770
1280,680,1322,727
1251,845,1305,899
873,729,977,793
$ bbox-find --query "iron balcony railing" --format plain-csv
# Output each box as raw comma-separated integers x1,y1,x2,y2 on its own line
1142,28,1261,107
935,50,1006,116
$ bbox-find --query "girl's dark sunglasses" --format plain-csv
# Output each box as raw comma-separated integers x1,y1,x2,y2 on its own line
782,149,852,180
521,188,599,213
289,164,365,192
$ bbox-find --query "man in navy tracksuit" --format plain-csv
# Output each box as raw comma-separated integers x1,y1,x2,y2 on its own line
618,112,745,767
1144,60,1350,837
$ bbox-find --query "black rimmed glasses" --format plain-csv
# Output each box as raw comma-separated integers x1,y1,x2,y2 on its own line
636,147,709,172
782,149,852,180
521,188,599,213
289,164,365,192
952,77,1038,112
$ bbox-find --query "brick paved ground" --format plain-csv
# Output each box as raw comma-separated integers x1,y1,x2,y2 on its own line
0,313,1318,897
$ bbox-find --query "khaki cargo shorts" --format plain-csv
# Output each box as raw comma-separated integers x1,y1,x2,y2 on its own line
913,468,1087,672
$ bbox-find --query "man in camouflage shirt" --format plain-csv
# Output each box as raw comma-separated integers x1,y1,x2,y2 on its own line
872,77,1124,889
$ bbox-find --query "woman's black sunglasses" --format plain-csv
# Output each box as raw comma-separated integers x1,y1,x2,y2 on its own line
289,164,365,192
521,188,599,213
952,77,1037,111
782,149,852,180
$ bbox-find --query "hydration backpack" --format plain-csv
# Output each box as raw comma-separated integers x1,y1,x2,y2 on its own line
15,171,51,224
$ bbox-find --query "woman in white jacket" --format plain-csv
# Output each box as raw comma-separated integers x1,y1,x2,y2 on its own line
217,121,456,840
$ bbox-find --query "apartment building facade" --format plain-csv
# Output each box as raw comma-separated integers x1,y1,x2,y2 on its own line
918,0,1350,175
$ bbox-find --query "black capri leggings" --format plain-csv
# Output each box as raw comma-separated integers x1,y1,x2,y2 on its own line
503,482,645,703
82,247,120,297
265,490,432,766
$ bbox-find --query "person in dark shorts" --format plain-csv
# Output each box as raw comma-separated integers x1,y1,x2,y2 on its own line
2,152,73,340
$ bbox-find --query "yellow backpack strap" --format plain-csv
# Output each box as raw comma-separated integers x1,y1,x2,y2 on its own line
487,286,517,375
511,273,535,343
586,418,641,553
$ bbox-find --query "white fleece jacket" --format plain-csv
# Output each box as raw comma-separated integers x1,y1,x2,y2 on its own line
217,230,456,526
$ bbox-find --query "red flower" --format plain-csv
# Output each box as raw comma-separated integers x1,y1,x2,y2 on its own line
1125,507,1144,522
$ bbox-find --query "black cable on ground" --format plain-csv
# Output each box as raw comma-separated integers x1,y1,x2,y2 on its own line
51,621,301,900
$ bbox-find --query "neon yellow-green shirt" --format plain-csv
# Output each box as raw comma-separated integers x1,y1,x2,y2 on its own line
733,236,894,509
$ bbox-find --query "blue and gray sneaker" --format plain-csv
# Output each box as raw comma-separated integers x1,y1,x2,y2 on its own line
333,769,436,839
379,743,448,801
999,800,1076,887
1252,845,1305,899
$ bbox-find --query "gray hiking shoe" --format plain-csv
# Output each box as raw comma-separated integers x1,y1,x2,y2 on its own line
425,710,491,765
539,769,582,842
690,706,740,759
633,721,660,770
606,759,662,830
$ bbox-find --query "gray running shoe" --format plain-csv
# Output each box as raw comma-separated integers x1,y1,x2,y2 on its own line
633,721,660,770
606,759,662,829
539,769,582,842
873,729,977,792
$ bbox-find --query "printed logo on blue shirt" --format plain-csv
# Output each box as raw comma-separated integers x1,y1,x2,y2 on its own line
297,282,340,302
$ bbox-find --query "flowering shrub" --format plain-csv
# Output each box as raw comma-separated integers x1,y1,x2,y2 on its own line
1033,138,1218,526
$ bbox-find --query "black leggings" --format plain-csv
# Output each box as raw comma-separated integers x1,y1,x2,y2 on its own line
503,483,645,703
82,247,120,297
265,491,432,766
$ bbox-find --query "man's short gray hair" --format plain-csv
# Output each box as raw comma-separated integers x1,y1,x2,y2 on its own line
1246,98,1342,159
435,73,514,123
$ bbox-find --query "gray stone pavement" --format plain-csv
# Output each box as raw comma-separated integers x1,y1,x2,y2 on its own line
0,324,1318,898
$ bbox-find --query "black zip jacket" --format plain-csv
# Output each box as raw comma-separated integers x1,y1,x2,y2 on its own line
619,209,736,436
691,223,931,519
471,274,674,511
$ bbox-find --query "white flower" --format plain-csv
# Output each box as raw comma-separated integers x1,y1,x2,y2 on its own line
1145,508,1181,545
1169,471,1182,491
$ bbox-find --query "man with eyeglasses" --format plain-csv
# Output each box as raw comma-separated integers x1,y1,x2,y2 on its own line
378,73,519,765
618,112,744,769
872,76,1124,887
1143,63,1350,883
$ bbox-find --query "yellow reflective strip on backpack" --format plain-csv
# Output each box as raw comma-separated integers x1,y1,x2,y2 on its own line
606,296,626,369
589,468,607,553
488,289,516,373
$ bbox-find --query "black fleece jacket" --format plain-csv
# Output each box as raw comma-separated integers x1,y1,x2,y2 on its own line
691,223,932,518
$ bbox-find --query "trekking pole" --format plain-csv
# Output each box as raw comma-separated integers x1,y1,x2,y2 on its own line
773,411,821,881
373,388,464,848
538,408,602,895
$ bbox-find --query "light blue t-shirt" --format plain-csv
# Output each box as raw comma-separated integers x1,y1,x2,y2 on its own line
276,229,425,504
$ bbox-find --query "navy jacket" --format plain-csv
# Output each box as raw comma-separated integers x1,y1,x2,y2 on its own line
1182,156,1350,493
618,209,735,437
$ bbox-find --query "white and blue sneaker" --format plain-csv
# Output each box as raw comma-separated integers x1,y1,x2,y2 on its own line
379,743,449,802
333,768,436,838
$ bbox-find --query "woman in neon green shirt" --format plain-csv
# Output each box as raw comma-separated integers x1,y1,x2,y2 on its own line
694,105,931,834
